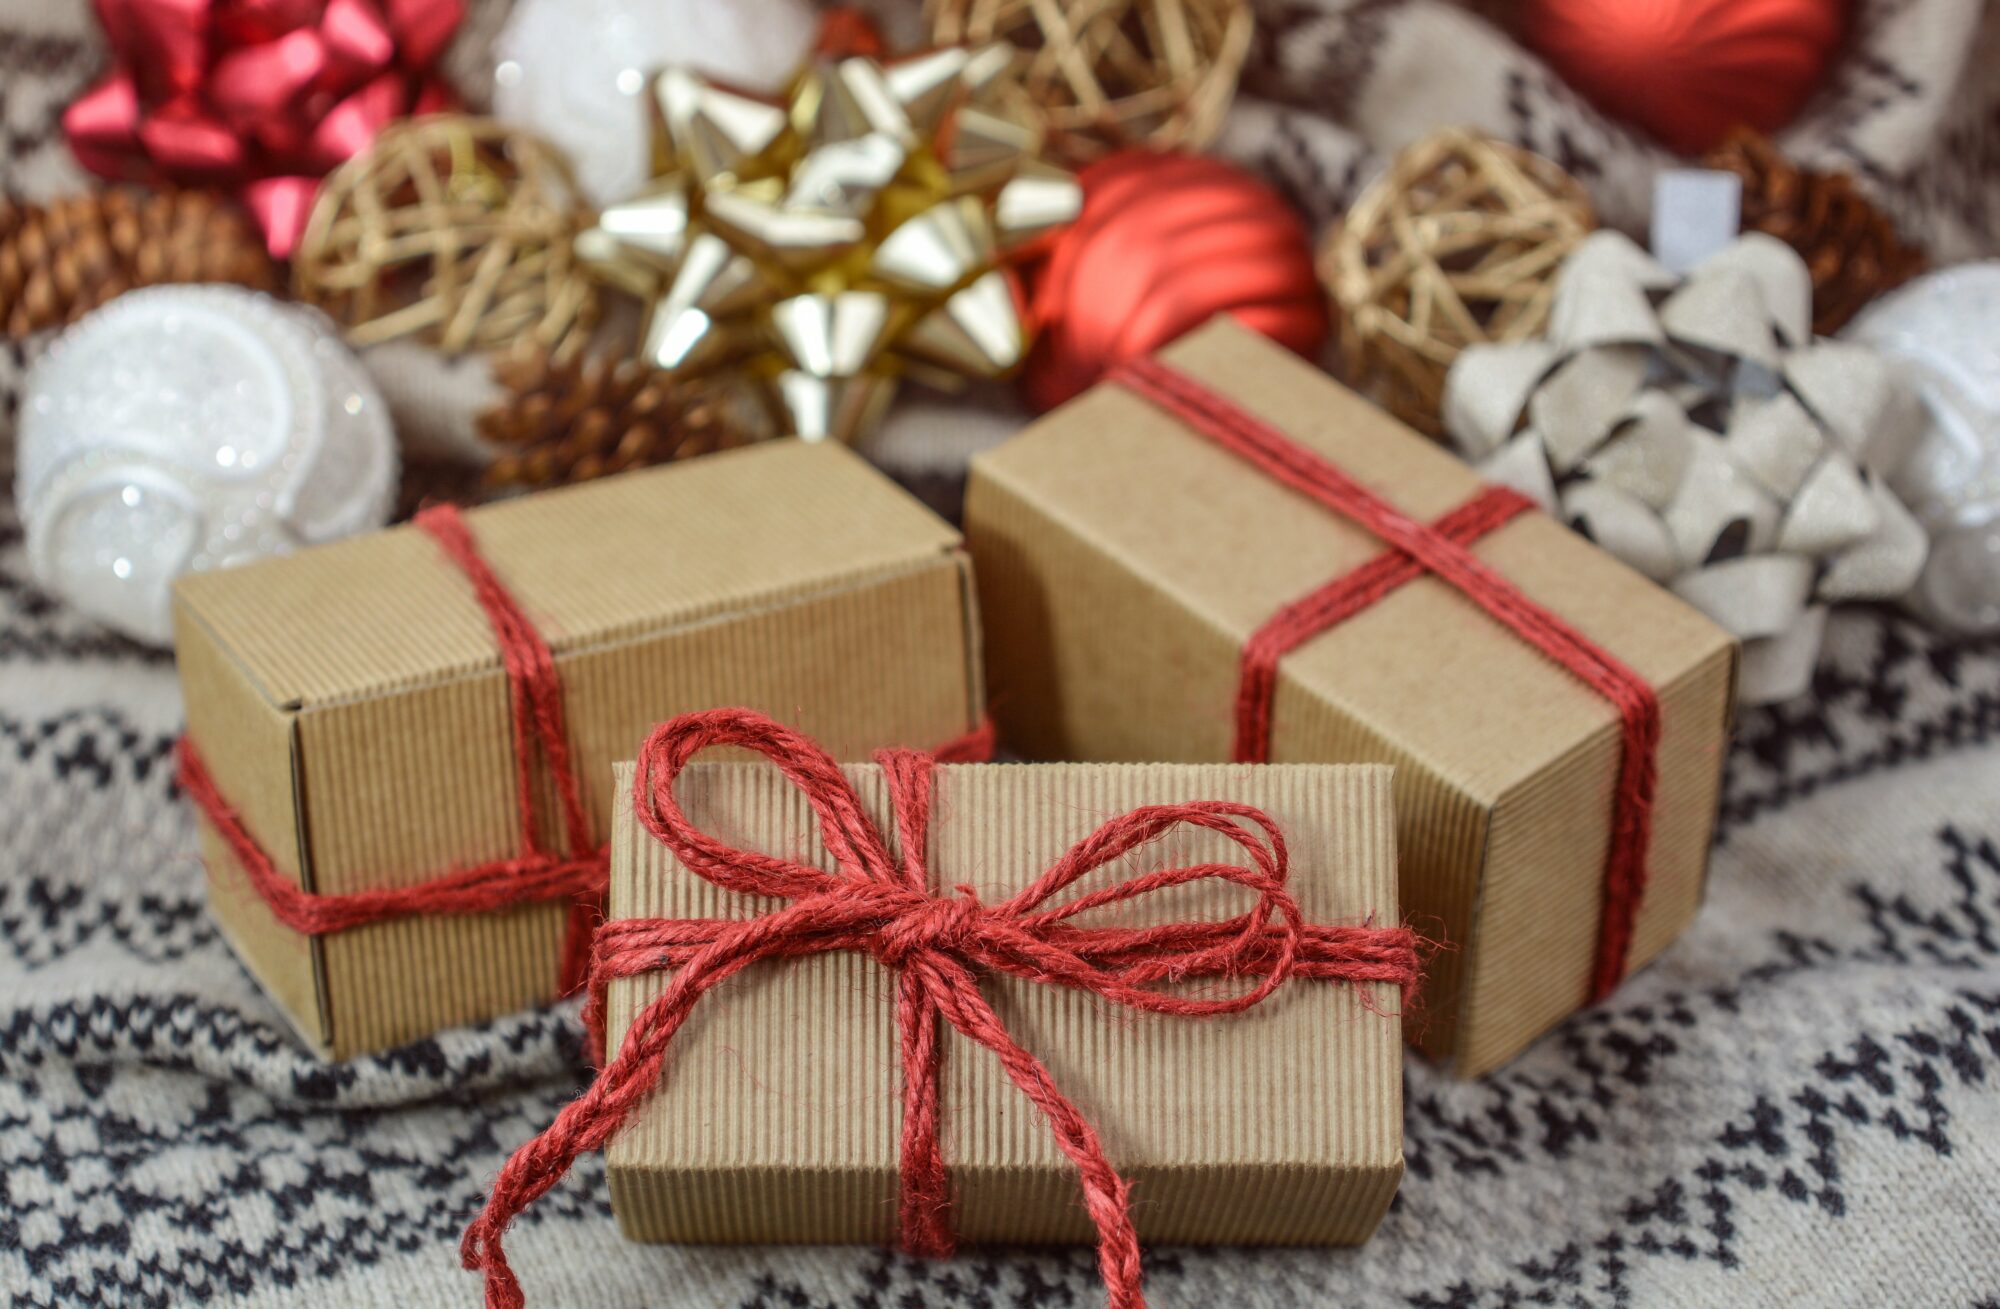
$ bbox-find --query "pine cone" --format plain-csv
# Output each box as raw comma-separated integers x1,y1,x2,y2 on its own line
477,347,753,489
1706,128,1926,335
0,187,278,338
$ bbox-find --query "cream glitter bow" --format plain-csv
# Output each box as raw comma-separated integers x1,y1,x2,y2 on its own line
1443,231,1929,704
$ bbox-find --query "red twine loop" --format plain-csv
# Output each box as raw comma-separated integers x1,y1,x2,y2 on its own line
1110,355,1662,1001
178,503,607,994
463,707,1422,1309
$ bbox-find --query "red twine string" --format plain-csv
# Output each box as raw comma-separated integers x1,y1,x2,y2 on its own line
178,504,998,999
1110,355,1662,1002
461,707,1422,1309
178,503,607,993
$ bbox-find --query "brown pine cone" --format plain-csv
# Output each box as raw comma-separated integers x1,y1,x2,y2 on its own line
0,187,279,338
477,347,753,489
1706,128,1926,335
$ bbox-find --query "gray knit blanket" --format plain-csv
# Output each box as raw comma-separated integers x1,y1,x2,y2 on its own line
4,1,1999,1305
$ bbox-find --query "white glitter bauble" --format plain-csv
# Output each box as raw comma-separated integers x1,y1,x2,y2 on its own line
1846,262,2000,635
490,0,818,206
15,286,398,646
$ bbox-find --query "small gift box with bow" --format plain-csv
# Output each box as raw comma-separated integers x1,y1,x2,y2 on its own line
461,710,1414,1307
174,441,985,1060
963,318,1739,1076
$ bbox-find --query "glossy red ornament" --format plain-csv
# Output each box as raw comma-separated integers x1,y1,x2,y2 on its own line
1024,149,1329,413
813,5,885,57
64,0,464,257
1521,0,1846,156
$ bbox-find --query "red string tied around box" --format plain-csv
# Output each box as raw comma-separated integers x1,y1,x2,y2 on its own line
178,503,607,993
177,505,997,998
460,706,1423,1309
1110,355,1662,1003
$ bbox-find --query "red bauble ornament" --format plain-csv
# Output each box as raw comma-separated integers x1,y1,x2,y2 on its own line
1521,0,1846,156
1024,150,1328,413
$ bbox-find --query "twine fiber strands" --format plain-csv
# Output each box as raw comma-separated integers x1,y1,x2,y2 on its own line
177,504,607,992
460,708,1422,1309
1111,355,1660,1002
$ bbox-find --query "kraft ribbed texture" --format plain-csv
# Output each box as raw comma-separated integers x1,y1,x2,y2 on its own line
173,441,984,1058
604,758,1403,1248
964,318,1737,1076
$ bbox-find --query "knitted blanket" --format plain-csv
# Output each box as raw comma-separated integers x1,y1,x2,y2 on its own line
4,2,1998,1305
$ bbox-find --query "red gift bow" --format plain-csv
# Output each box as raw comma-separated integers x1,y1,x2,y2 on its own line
64,0,464,257
461,707,1423,1309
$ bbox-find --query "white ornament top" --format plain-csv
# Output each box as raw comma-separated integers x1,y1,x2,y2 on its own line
16,286,398,646
491,0,816,206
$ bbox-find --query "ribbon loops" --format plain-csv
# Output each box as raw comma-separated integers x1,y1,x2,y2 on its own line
470,708,1423,1309
66,0,465,255
626,708,1314,1020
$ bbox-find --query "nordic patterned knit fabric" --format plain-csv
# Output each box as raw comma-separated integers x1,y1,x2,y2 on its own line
3,0,1999,1305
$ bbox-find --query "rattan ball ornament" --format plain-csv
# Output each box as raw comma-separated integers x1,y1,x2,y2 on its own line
293,116,599,363
927,0,1253,166
1322,129,1595,435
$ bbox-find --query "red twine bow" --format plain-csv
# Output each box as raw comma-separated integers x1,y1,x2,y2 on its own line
65,0,464,256
462,707,1422,1309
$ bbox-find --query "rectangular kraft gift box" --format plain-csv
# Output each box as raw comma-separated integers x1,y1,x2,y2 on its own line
604,758,1405,1246
174,440,985,1061
963,318,1738,1078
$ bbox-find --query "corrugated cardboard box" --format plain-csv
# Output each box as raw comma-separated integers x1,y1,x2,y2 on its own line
175,440,985,1060
963,319,1736,1076
604,758,1405,1245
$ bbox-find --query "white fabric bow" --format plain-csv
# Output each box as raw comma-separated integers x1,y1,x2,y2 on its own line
1443,231,1929,704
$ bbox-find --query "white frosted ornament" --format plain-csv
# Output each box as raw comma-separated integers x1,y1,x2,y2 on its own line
15,286,398,647
1845,262,2000,635
490,0,818,206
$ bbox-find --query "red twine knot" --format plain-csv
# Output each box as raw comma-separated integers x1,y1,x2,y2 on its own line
464,708,1421,1309
873,885,986,970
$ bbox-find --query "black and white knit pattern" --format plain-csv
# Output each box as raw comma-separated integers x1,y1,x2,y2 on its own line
4,1,1999,1305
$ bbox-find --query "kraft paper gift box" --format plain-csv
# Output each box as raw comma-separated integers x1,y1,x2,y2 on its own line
963,318,1738,1077
599,753,1407,1249
174,440,985,1060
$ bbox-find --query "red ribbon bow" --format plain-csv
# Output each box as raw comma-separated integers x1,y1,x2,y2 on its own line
65,0,464,257
462,707,1422,1309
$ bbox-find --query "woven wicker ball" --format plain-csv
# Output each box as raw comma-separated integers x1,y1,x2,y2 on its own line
294,116,598,361
927,0,1252,166
1321,129,1594,435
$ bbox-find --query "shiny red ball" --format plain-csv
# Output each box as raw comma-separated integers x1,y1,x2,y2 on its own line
1024,150,1329,413
1521,0,1846,156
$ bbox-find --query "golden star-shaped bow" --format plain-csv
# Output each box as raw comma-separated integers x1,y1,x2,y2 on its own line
574,44,1082,443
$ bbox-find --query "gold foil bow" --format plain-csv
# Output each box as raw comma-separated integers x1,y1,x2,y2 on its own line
576,46,1081,443
1444,231,1930,705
